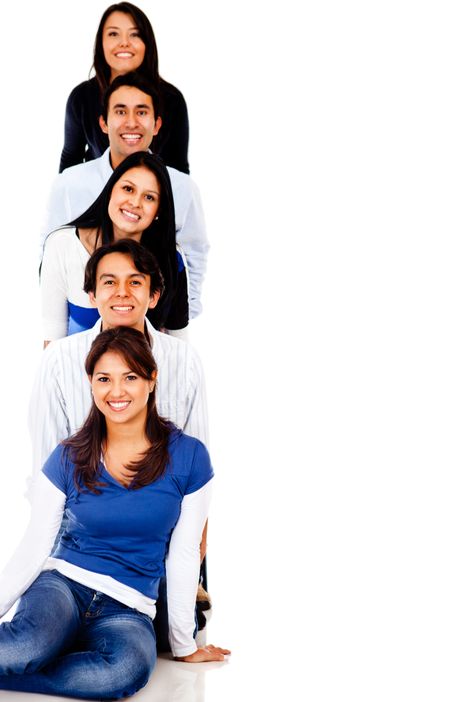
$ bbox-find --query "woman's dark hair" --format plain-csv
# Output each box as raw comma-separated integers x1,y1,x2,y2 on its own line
71,151,178,329
63,326,174,493
93,2,159,92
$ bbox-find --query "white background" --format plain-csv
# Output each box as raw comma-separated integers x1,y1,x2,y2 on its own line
0,1,449,699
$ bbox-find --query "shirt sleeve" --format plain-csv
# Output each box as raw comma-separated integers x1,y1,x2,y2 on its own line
166,478,213,657
184,348,210,448
40,231,70,341
175,177,209,320
28,346,69,489
59,86,87,173
40,176,71,261
0,472,65,617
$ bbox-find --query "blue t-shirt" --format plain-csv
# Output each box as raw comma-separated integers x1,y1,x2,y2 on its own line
43,430,213,600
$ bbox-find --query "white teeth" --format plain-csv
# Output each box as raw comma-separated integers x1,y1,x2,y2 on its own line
116,52,133,58
121,209,139,221
121,134,141,140
108,401,130,409
112,306,133,311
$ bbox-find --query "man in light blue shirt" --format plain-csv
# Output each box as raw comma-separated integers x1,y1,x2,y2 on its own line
42,73,208,319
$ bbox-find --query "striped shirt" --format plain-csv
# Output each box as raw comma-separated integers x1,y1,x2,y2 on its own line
28,318,209,484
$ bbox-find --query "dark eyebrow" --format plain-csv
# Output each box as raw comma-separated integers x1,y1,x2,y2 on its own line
98,273,147,280
105,23,138,29
112,102,151,110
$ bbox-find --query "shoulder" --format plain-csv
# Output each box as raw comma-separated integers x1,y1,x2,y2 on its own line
67,78,99,104
169,431,213,491
42,443,74,491
159,80,187,104
45,326,98,366
151,327,201,366
44,226,77,249
166,166,199,197
60,158,101,181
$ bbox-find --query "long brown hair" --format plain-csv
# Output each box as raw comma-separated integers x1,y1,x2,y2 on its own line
63,326,174,493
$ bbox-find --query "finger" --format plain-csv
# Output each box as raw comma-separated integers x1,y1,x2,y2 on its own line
205,644,231,654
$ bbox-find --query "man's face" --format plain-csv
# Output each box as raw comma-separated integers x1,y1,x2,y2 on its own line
88,252,159,331
100,86,162,168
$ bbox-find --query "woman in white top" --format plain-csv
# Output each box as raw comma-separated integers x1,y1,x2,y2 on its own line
41,151,189,346
0,326,228,699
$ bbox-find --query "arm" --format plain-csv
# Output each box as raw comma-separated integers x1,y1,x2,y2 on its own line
59,86,88,172
0,472,65,617
165,247,189,335
40,176,71,261
173,176,209,320
184,348,209,448
40,232,70,342
166,480,213,657
28,347,69,489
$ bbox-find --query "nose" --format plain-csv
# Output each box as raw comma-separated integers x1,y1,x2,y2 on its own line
109,379,126,397
125,112,138,129
115,279,129,297
119,33,130,46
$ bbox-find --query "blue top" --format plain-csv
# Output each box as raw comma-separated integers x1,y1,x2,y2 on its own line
43,431,213,600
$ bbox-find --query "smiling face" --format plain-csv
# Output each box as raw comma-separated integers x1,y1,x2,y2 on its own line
88,252,159,332
99,86,162,168
108,166,160,241
102,11,146,79
91,350,156,427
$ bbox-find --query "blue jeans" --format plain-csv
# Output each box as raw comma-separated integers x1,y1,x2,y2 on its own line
0,570,156,700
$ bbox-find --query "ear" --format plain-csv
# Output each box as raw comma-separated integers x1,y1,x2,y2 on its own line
99,115,109,135
148,369,158,392
148,290,161,310
153,116,162,137
88,291,98,308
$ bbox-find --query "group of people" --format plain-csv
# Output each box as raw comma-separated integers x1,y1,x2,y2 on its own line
0,3,229,699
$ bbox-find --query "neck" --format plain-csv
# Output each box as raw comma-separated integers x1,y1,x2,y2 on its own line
101,319,147,334
104,414,148,448
112,225,143,243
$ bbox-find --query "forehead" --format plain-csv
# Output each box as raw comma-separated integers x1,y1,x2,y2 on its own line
108,86,154,113
103,11,136,30
114,166,160,190
96,252,150,282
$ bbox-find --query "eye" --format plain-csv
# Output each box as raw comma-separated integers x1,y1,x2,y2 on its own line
130,30,141,38
129,280,142,286
126,374,138,381
103,279,115,286
107,30,119,37
122,184,133,193
144,194,155,201
115,108,126,116
137,110,148,117
97,376,110,383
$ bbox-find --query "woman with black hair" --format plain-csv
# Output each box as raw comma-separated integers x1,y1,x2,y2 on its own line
0,326,229,698
40,151,189,345
60,2,190,174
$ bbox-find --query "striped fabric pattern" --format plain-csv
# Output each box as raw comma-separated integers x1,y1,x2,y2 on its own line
28,319,209,485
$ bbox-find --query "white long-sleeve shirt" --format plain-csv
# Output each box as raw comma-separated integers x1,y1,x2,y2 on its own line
41,149,209,319
28,318,209,483
0,470,213,658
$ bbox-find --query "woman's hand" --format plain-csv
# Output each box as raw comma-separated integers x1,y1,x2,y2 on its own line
174,644,231,662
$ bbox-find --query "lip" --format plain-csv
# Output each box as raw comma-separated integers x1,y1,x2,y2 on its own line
107,400,131,412
120,208,140,222
114,51,134,58
111,305,134,313
120,133,143,146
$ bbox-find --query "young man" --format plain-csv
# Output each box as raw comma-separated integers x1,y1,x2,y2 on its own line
29,239,208,483
42,73,208,318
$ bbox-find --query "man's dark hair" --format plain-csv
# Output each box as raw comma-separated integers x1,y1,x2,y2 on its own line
83,238,164,297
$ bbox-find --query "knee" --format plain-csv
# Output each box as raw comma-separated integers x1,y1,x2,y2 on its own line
98,640,156,699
